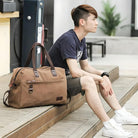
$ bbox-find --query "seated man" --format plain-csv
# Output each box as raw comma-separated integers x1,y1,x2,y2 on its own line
45,4,138,138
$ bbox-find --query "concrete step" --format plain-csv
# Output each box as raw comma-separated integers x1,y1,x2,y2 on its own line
0,65,119,138
38,76,138,138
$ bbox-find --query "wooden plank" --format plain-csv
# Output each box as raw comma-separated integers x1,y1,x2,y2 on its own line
0,65,119,137
38,77,138,138
0,11,19,18
3,95,85,138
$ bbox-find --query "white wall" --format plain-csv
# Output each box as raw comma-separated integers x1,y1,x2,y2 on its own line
54,0,132,41
0,19,10,76
135,0,138,29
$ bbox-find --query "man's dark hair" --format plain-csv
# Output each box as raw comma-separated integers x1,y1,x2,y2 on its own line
71,4,98,27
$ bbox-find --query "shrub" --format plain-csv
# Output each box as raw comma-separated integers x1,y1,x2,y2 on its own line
99,0,121,36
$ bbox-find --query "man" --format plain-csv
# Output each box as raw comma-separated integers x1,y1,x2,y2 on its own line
46,4,138,137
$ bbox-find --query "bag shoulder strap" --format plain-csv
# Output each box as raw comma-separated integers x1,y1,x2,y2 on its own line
3,90,11,107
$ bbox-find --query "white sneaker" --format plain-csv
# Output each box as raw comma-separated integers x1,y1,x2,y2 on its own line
102,119,133,138
114,107,138,125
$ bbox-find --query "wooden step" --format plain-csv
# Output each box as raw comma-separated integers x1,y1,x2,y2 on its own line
38,76,138,138
0,65,119,138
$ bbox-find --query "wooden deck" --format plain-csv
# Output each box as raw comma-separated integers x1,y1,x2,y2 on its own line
1,65,138,138
38,76,138,138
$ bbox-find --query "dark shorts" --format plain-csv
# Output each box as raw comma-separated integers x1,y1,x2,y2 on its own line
66,75,85,97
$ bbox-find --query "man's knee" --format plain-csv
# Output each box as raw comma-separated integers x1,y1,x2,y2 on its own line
80,76,96,90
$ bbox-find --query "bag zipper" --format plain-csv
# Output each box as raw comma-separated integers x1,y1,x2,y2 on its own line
10,68,23,88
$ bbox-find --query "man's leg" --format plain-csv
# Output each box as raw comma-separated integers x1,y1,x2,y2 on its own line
100,86,138,125
100,88,122,110
80,76,110,122
99,81,138,125
80,76,133,137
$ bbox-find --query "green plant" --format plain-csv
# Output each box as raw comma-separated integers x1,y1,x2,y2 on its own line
99,0,121,36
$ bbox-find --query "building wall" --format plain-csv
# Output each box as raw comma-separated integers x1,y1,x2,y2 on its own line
0,0,132,76
54,0,132,42
0,19,10,76
86,36,138,55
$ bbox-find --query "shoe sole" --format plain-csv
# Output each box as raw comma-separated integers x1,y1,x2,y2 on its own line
116,121,138,125
114,118,138,125
102,133,133,138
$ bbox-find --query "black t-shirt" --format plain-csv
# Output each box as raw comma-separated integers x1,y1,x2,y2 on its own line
45,29,87,75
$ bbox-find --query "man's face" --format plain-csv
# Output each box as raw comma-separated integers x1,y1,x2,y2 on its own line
83,13,98,33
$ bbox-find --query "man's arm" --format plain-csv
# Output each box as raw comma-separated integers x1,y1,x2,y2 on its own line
66,58,113,96
79,59,113,96
66,58,103,83
79,59,103,75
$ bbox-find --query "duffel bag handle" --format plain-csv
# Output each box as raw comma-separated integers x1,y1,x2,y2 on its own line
25,42,57,77
25,43,46,67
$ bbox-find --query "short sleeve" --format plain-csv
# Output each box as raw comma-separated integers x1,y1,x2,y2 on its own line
59,36,77,60
80,40,87,60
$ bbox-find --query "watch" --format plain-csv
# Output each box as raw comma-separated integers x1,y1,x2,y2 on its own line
101,72,109,77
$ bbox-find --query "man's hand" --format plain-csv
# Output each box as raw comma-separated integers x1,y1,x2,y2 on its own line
99,76,113,96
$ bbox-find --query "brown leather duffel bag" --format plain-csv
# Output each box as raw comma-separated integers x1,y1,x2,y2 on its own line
3,43,67,108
